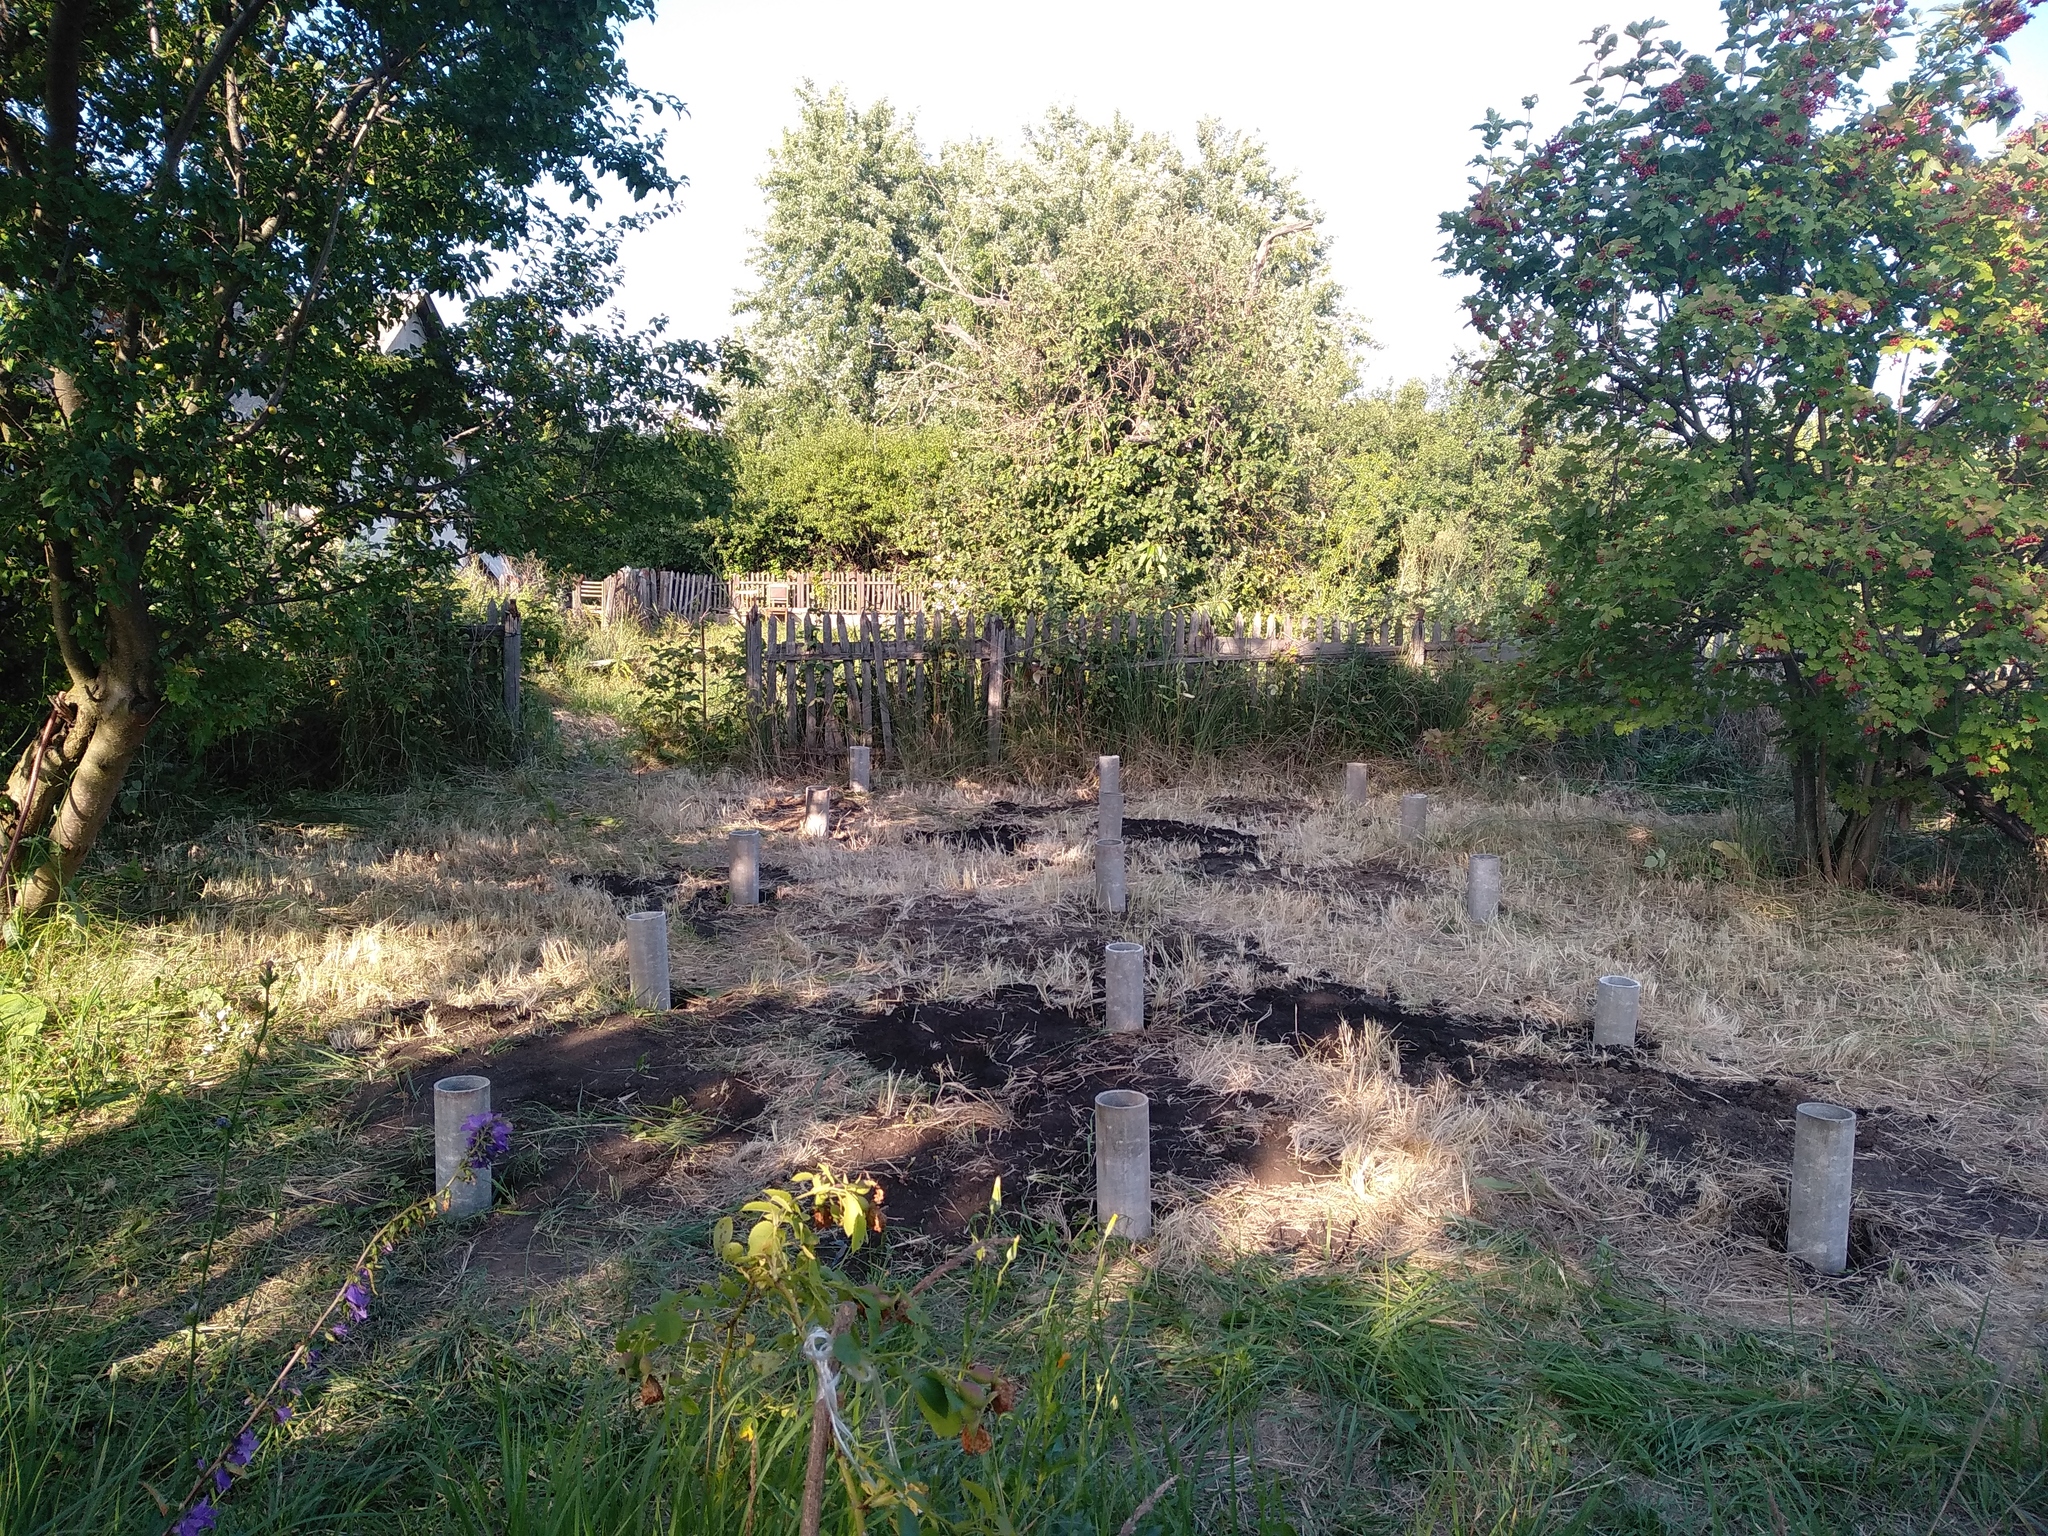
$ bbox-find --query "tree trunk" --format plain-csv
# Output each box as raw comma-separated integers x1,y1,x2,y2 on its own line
3,598,159,918
1789,745,1832,876
1787,743,1887,886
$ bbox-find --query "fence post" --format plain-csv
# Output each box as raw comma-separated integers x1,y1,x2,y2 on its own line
501,598,521,730
874,615,896,763
987,618,1007,763
1408,608,1427,668
744,609,762,715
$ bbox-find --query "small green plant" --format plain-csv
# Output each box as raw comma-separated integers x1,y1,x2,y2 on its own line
617,1168,1042,1533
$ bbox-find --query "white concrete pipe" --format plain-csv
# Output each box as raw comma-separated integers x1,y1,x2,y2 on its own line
1466,854,1502,924
1344,762,1370,804
729,829,761,907
434,1074,493,1218
1094,1089,1152,1239
1098,754,1121,795
1104,941,1145,1033
801,786,832,839
625,909,671,1011
1592,975,1640,1048
1099,788,1124,844
1398,792,1429,846
1096,838,1128,914
847,745,872,793
1788,1102,1857,1276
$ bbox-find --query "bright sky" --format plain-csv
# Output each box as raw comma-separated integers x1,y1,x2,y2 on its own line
605,2,2048,391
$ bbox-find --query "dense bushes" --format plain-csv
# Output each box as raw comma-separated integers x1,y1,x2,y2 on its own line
125,567,535,817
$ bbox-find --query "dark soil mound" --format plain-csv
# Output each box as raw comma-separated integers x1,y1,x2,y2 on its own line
910,799,1068,855
362,1013,767,1129
837,987,1309,1240
570,866,789,932
1204,795,1309,820
1121,817,1264,876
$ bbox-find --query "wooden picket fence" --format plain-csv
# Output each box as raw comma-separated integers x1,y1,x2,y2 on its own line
572,569,730,625
570,568,944,626
742,606,1496,762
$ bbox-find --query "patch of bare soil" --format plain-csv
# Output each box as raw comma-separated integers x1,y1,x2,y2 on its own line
571,863,793,933
834,987,1314,1243
827,893,1118,968
347,1011,768,1284
749,789,872,841
1203,794,1310,820
1200,981,2047,1262
905,799,1072,856
1231,858,1432,904
1121,816,1265,876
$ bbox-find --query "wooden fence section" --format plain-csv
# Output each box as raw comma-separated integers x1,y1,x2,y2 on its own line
741,606,1497,761
573,569,730,625
728,570,931,616
570,569,932,624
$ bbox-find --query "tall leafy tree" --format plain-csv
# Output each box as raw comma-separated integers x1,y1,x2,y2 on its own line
1445,0,2048,880
0,0,711,915
930,200,1350,609
739,84,947,419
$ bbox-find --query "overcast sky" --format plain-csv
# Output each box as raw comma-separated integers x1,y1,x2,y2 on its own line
600,2,2048,391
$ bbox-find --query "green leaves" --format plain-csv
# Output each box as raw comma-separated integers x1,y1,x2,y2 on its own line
0,992,48,1044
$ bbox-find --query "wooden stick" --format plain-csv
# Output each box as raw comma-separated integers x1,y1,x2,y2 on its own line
798,1301,858,1536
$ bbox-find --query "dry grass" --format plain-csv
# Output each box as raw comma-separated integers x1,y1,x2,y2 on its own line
26,757,2048,1360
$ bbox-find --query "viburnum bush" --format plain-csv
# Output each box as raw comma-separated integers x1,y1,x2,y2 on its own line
1443,0,2048,880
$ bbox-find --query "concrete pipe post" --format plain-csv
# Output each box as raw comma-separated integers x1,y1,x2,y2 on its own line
1098,754,1122,795
1344,762,1370,805
1592,975,1641,1048
1466,854,1502,924
847,745,872,793
1094,1089,1152,1240
1103,940,1145,1034
730,829,762,907
1398,792,1430,847
801,786,833,839
1099,788,1124,845
434,1074,493,1218
1788,1103,1857,1276
625,909,671,1012
1095,837,1128,914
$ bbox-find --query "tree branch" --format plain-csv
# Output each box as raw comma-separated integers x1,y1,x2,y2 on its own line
1938,772,2043,851
42,0,88,173
44,540,93,690
1246,219,1314,302
152,0,269,199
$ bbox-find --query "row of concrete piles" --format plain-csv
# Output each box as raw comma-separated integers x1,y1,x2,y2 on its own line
445,752,1860,1276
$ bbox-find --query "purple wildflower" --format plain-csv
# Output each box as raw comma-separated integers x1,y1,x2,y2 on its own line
225,1428,259,1470
341,1280,370,1323
210,1464,231,1495
274,1402,294,1424
172,1500,218,1535
329,1322,348,1340
460,1112,513,1170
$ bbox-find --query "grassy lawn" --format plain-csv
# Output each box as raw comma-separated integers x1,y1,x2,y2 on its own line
3,741,2044,1532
